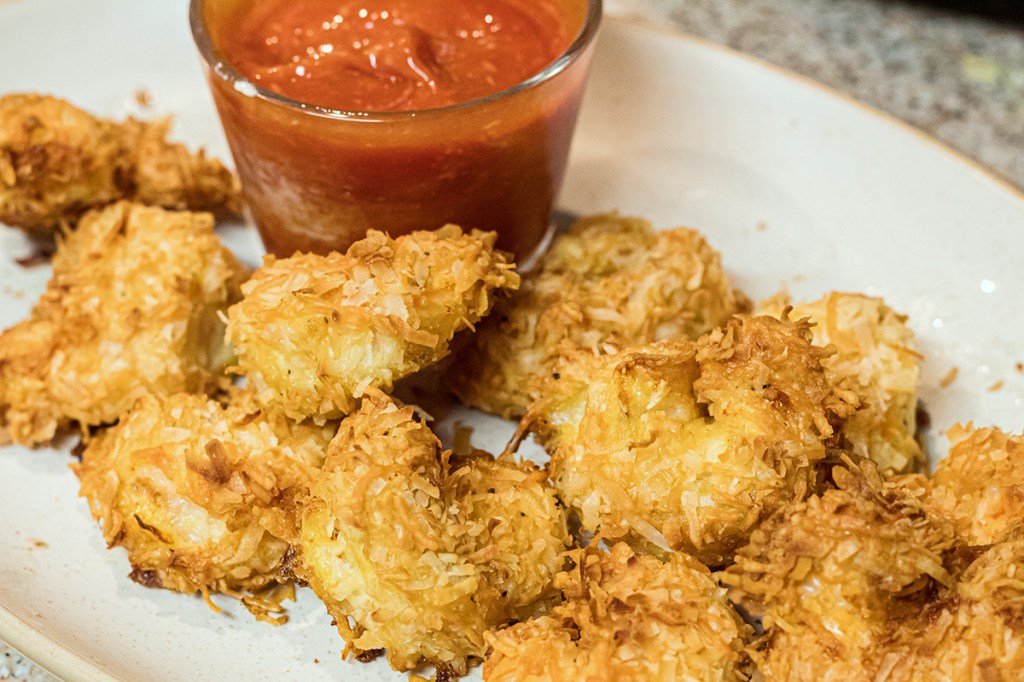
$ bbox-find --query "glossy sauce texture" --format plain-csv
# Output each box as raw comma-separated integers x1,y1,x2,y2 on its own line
225,0,571,111
200,0,596,260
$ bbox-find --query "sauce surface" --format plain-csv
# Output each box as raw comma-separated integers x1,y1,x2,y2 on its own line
221,0,573,111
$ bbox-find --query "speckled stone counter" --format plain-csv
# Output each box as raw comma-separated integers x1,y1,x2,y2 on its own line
0,650,54,682
3,1,1022,680
609,0,1024,189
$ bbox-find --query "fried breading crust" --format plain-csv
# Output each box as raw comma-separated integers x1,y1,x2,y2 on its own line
484,543,752,682
724,458,1024,681
298,391,568,675
760,292,924,473
903,430,1024,681
525,315,854,565
452,213,750,419
722,462,954,681
0,201,245,445
0,94,241,232
913,540,1024,681
928,424,1024,546
73,393,335,621
227,226,519,420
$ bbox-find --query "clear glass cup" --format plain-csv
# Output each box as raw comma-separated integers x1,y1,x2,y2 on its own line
189,0,602,263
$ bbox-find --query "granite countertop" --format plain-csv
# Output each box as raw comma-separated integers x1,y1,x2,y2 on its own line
2,0,1022,680
609,0,1024,189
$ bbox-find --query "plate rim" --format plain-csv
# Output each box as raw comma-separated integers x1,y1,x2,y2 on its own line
0,606,119,682
605,13,1024,205
2,13,1023,682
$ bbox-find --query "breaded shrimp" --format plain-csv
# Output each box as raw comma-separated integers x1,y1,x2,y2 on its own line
525,315,854,565
721,462,956,682
760,292,924,473
0,201,245,445
298,391,567,675
452,213,750,419
927,424,1024,546
0,93,240,232
74,392,335,622
911,540,1024,680
227,226,519,421
484,543,752,682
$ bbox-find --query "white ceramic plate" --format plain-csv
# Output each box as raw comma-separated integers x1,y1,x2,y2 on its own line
1,2,1022,681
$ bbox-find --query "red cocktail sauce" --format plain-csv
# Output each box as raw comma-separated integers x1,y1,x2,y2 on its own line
226,0,572,112
203,0,593,259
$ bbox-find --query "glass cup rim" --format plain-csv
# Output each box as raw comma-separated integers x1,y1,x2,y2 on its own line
189,0,603,122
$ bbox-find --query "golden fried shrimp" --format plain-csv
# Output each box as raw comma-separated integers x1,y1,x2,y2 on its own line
73,392,335,622
452,213,750,419
928,424,1024,546
526,315,853,566
0,201,245,445
726,462,1024,681
484,543,752,682
760,292,924,473
227,226,519,421
721,462,955,682
0,93,241,232
298,391,567,675
910,540,1024,680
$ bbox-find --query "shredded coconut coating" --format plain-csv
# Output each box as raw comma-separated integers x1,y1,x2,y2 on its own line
0,93,241,232
928,424,1024,546
913,540,1024,680
484,543,752,682
0,201,245,445
73,392,335,622
722,462,953,680
525,315,854,566
298,391,568,675
723,460,1024,681
227,226,519,420
760,292,924,474
452,213,750,419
